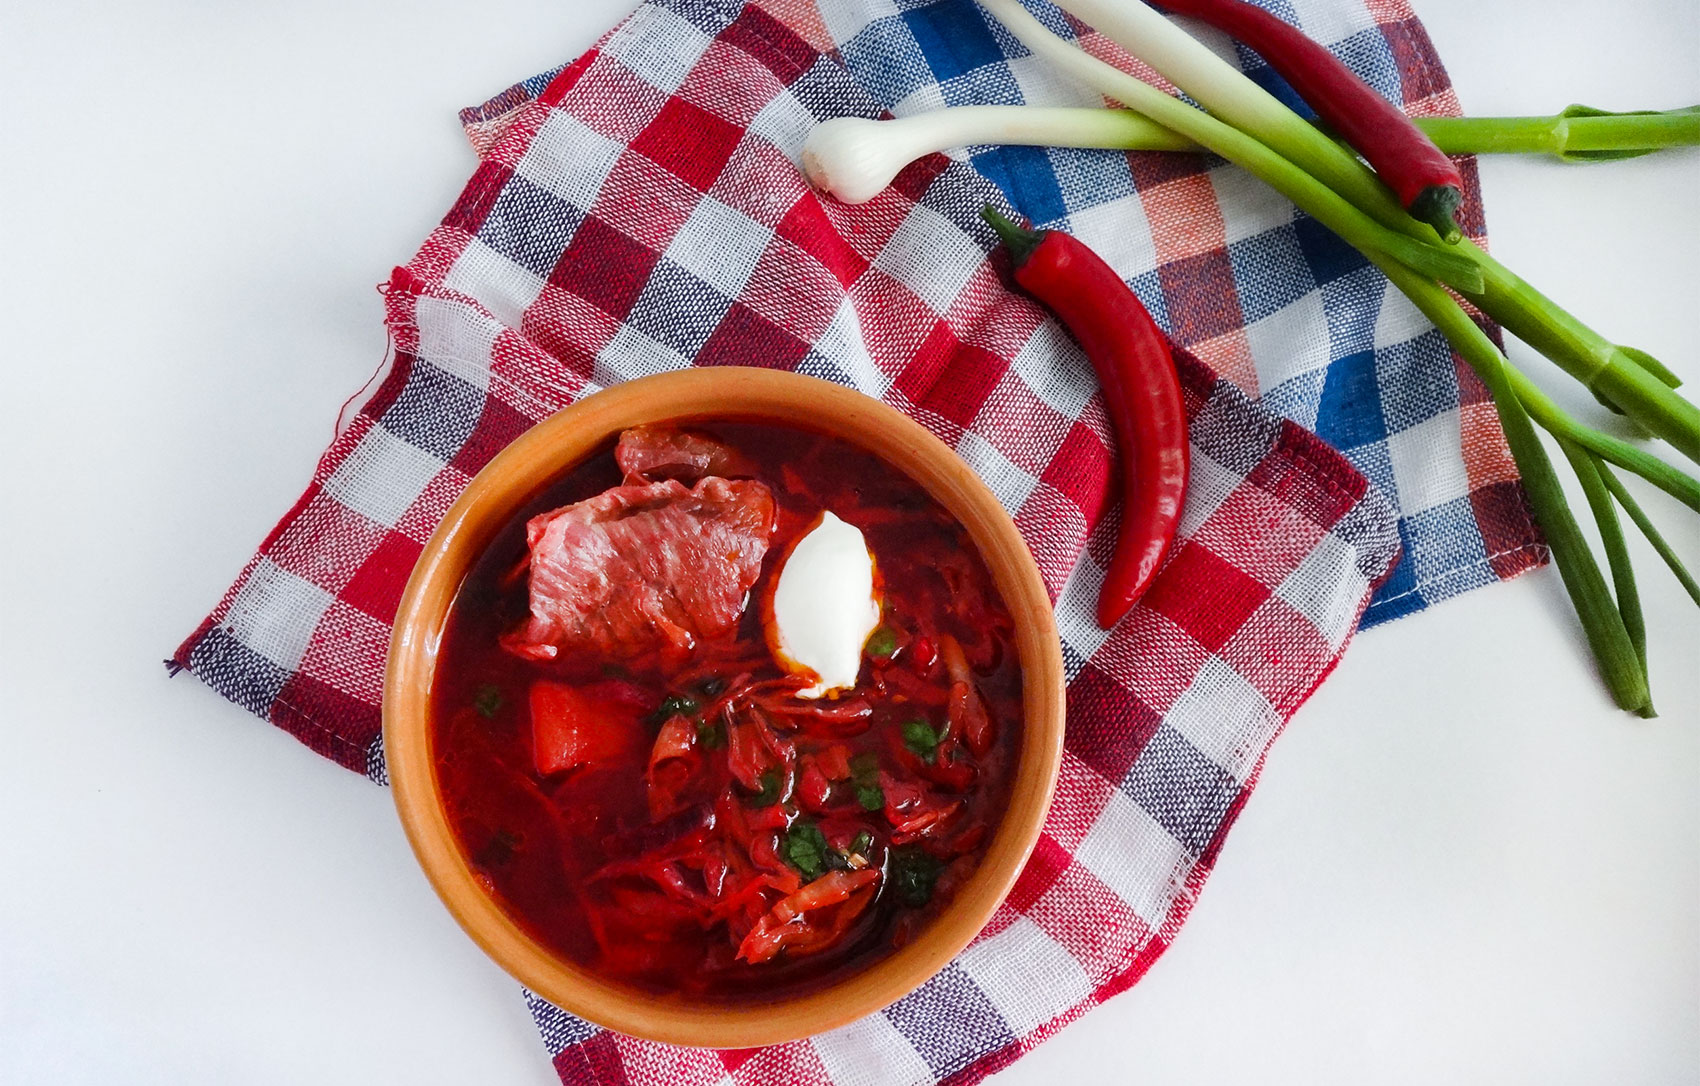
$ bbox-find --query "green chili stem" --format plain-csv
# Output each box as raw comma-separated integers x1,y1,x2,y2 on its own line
1596,464,1700,609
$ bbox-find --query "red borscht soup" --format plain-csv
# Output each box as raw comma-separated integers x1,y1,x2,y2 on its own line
431,420,1022,1001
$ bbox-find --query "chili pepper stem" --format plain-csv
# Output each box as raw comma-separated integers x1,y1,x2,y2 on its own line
1407,185,1464,243
980,206,1043,266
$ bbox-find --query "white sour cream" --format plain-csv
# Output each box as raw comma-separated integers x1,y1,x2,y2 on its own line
768,511,881,698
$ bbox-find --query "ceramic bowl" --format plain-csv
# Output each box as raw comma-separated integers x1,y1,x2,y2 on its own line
384,367,1064,1047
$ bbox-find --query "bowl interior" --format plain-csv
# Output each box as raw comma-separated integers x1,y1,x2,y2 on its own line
384,367,1064,1048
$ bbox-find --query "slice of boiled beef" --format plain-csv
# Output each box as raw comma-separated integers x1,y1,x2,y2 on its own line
500,475,775,663
615,425,754,483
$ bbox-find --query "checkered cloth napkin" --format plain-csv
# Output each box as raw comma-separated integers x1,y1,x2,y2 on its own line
172,0,1537,1081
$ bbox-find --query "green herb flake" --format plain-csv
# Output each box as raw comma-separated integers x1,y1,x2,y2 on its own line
851,753,885,810
750,768,784,807
901,719,942,763
695,719,726,750
865,626,897,659
650,693,700,726
855,783,885,811
848,831,873,857
472,684,504,720
782,821,830,880
888,846,943,908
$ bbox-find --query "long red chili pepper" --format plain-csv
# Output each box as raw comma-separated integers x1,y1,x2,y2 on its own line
1151,0,1466,242
982,206,1188,629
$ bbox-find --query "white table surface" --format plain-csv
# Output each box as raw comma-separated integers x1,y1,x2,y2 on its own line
3,1,1696,1082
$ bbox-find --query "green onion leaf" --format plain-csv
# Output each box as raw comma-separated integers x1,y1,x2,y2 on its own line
888,846,943,908
783,821,830,881
901,719,942,763
472,685,503,720
866,626,898,659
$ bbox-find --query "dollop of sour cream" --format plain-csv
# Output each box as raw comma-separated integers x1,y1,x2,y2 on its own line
768,511,882,698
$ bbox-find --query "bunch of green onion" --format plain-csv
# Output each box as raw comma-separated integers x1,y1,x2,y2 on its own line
801,0,1700,715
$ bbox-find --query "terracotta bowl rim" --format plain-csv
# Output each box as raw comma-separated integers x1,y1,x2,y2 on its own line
383,367,1065,1049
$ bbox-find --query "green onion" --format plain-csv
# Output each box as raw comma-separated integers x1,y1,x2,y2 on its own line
804,106,1700,206
1017,0,1700,462
974,0,1484,294
865,625,898,659
901,719,943,763
1558,440,1653,716
1596,464,1700,608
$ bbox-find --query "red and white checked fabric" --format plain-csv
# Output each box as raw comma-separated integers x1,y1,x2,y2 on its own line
173,0,1409,1081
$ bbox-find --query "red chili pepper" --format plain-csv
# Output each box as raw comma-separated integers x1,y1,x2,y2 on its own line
982,206,1188,629
1150,0,1466,242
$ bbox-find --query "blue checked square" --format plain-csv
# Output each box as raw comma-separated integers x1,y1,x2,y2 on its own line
379,361,486,462
1408,495,1493,590
972,145,1069,227
1333,25,1402,102
902,0,1006,81
1377,330,1459,435
1228,225,1317,323
1048,147,1138,220
1364,517,1425,623
1127,268,1170,336
1122,726,1241,856
1262,366,1328,432
1319,265,1385,358
794,349,854,389
623,259,733,358
1314,349,1388,451
1343,438,1397,507
476,175,585,279
938,59,1022,108
524,994,597,1053
188,627,290,719
839,16,932,110
884,963,1015,1076
1293,212,1369,287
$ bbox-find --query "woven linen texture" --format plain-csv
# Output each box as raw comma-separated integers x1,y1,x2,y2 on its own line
173,0,1531,1081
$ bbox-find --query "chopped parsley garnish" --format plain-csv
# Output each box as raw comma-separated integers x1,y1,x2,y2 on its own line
865,626,897,659
650,693,700,725
472,684,503,719
848,831,873,857
851,752,885,811
750,768,784,807
888,846,943,908
782,821,830,880
695,719,725,750
901,718,942,763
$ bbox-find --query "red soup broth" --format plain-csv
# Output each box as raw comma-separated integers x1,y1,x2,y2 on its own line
430,420,1023,1001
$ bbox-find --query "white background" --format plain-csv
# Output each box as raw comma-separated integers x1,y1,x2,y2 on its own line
2,1,1695,1082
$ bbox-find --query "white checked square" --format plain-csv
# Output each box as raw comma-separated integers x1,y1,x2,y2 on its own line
517,112,625,204
1065,194,1157,278
1073,786,1194,931
1387,406,1470,515
593,324,690,387
220,558,335,673
1007,52,1103,108
813,298,891,398
956,431,1039,515
1288,0,1375,47
1373,276,1432,349
817,0,898,49
1177,448,1242,539
324,424,446,528
605,4,711,93
441,238,545,333
812,1010,933,1086
873,203,985,315
664,196,772,298
955,915,1094,1036
1212,166,1297,246
413,296,498,392
1246,290,1329,392
1054,551,1111,666
1012,320,1095,420
892,80,947,118
1278,529,1370,650
1166,657,1279,781
747,89,817,157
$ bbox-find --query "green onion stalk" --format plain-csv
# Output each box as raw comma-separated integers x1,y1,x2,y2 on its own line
1026,0,1700,463
969,0,1699,712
